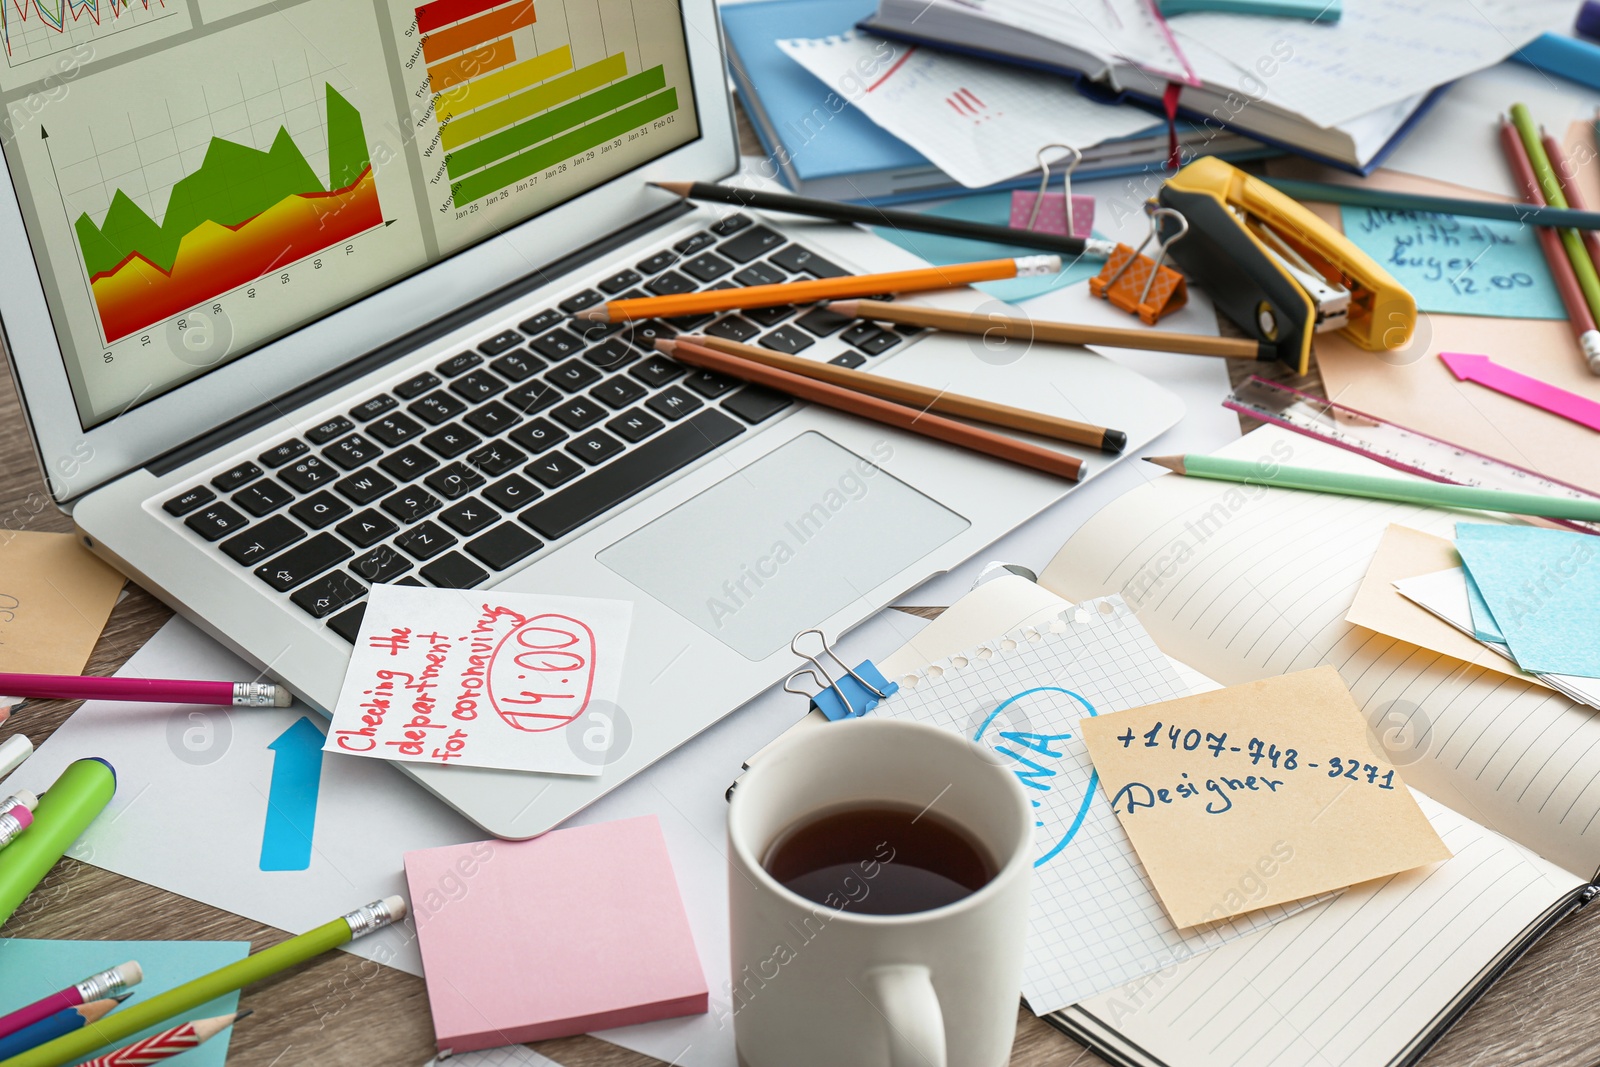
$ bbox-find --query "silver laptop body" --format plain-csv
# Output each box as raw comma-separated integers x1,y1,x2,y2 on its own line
0,0,1181,837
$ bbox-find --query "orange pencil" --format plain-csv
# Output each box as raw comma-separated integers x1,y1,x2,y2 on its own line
657,338,1083,481
578,255,1061,323
1542,128,1600,292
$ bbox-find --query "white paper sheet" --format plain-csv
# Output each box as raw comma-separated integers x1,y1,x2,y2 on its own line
776,31,1156,188
1171,0,1575,129
328,585,631,775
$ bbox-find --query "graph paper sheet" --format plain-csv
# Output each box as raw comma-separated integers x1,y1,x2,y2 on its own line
873,595,1312,1014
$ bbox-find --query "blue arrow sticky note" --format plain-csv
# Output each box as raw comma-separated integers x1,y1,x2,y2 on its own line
260,715,326,872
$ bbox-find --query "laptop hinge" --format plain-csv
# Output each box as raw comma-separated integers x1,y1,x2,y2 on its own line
147,200,696,478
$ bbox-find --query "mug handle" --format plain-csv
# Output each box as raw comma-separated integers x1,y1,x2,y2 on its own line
862,964,946,1067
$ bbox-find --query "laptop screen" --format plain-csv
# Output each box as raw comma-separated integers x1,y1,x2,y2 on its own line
0,0,700,429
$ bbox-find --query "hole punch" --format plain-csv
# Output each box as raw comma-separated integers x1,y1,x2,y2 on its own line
784,628,899,721
1009,144,1095,239
1090,204,1189,324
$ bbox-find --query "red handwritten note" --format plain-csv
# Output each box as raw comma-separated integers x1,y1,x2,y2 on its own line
327,584,633,775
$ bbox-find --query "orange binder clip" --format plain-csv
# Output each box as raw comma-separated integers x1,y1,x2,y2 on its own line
1089,206,1189,324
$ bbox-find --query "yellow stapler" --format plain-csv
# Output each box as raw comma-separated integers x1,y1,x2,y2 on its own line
1156,156,1417,374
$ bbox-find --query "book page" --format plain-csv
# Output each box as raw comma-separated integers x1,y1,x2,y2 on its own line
1041,426,1600,880
1061,794,1583,1067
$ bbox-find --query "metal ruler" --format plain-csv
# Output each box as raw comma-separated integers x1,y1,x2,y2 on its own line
1224,376,1600,535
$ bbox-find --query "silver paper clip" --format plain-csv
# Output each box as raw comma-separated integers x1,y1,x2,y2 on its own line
783,628,892,720
1024,143,1083,232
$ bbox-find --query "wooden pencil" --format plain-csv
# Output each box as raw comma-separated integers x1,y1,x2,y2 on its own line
826,299,1270,359
1261,175,1600,229
1542,129,1600,299
1499,120,1600,375
679,333,1126,452
1510,104,1600,326
657,338,1083,481
576,256,1060,323
76,1013,245,1067
651,180,1116,259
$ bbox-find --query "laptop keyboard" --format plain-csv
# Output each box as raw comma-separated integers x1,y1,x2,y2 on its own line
156,215,917,644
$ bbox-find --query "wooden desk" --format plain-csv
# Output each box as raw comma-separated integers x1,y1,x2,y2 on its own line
4,326,1600,1067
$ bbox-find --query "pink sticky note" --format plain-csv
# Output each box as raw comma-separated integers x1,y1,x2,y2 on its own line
1009,191,1095,238
405,815,708,1054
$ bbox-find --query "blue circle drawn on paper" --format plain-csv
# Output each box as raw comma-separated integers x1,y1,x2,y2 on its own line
973,686,1097,869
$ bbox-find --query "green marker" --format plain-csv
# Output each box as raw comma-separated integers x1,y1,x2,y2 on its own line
0,758,115,927
2,897,406,1067
1511,102,1600,325
1144,454,1600,522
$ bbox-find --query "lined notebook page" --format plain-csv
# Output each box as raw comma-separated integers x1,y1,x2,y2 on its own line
1042,426,1600,881
873,597,1307,1015
1063,795,1583,1067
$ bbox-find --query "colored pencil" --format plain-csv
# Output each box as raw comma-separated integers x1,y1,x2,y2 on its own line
0,997,132,1061
0,964,141,1042
1145,454,1600,520
650,181,1117,259
1543,129,1600,303
75,1013,244,1067
1500,121,1600,374
1510,103,1600,326
657,338,1083,481
679,333,1127,452
0,674,291,708
576,256,1062,323
827,298,1271,359
5,898,405,1067
1261,175,1600,230
0,791,38,817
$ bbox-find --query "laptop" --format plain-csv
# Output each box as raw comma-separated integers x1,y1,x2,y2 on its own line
0,0,1181,838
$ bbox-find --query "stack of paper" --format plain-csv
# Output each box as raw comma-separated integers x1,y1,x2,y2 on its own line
1393,523,1600,710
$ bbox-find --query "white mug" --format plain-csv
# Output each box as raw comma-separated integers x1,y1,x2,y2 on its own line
727,717,1034,1067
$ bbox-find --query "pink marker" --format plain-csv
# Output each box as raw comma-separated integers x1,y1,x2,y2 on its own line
0,673,291,708
1441,352,1600,433
0,961,143,1040
0,804,30,848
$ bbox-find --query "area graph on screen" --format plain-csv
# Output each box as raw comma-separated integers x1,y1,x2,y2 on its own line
416,0,680,208
68,83,385,343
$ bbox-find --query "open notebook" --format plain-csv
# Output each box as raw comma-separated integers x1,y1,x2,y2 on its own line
1037,425,1598,1067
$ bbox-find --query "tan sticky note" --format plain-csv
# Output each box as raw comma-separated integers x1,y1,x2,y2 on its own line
1346,524,1546,687
0,531,125,677
1079,666,1450,929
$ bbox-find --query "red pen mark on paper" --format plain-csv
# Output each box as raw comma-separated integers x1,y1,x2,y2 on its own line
865,45,917,91
945,87,994,121
489,613,598,732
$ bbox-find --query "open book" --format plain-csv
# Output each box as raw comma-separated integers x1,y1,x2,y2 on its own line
1035,425,1597,1067
860,0,1569,171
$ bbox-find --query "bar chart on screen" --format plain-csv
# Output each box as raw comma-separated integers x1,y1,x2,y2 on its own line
396,0,697,247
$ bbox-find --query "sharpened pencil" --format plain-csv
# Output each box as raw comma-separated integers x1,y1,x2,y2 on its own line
678,333,1126,452
827,299,1270,359
1145,454,1600,521
650,180,1118,259
578,256,1062,323
658,338,1083,481
0,997,133,1061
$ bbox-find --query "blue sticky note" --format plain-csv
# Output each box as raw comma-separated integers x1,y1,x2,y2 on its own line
1455,523,1600,678
0,938,250,1067
1340,207,1567,319
1462,568,1505,643
872,193,1103,302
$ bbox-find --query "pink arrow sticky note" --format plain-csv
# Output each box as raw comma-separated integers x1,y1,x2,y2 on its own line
1440,351,1600,433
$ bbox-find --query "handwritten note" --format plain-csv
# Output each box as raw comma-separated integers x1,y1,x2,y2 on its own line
1079,666,1450,929
1340,207,1565,319
0,531,125,709
327,584,632,776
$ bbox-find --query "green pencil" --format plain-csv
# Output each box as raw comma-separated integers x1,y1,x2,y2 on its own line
1,897,406,1067
1511,103,1600,325
1144,454,1600,521
1259,176,1600,230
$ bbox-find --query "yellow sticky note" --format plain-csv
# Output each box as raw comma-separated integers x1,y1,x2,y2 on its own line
1079,666,1450,929
0,531,125,678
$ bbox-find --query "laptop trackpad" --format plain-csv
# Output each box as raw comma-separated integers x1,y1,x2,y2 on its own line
597,432,969,660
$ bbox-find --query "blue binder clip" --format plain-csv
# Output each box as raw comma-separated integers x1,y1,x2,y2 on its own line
783,629,898,721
